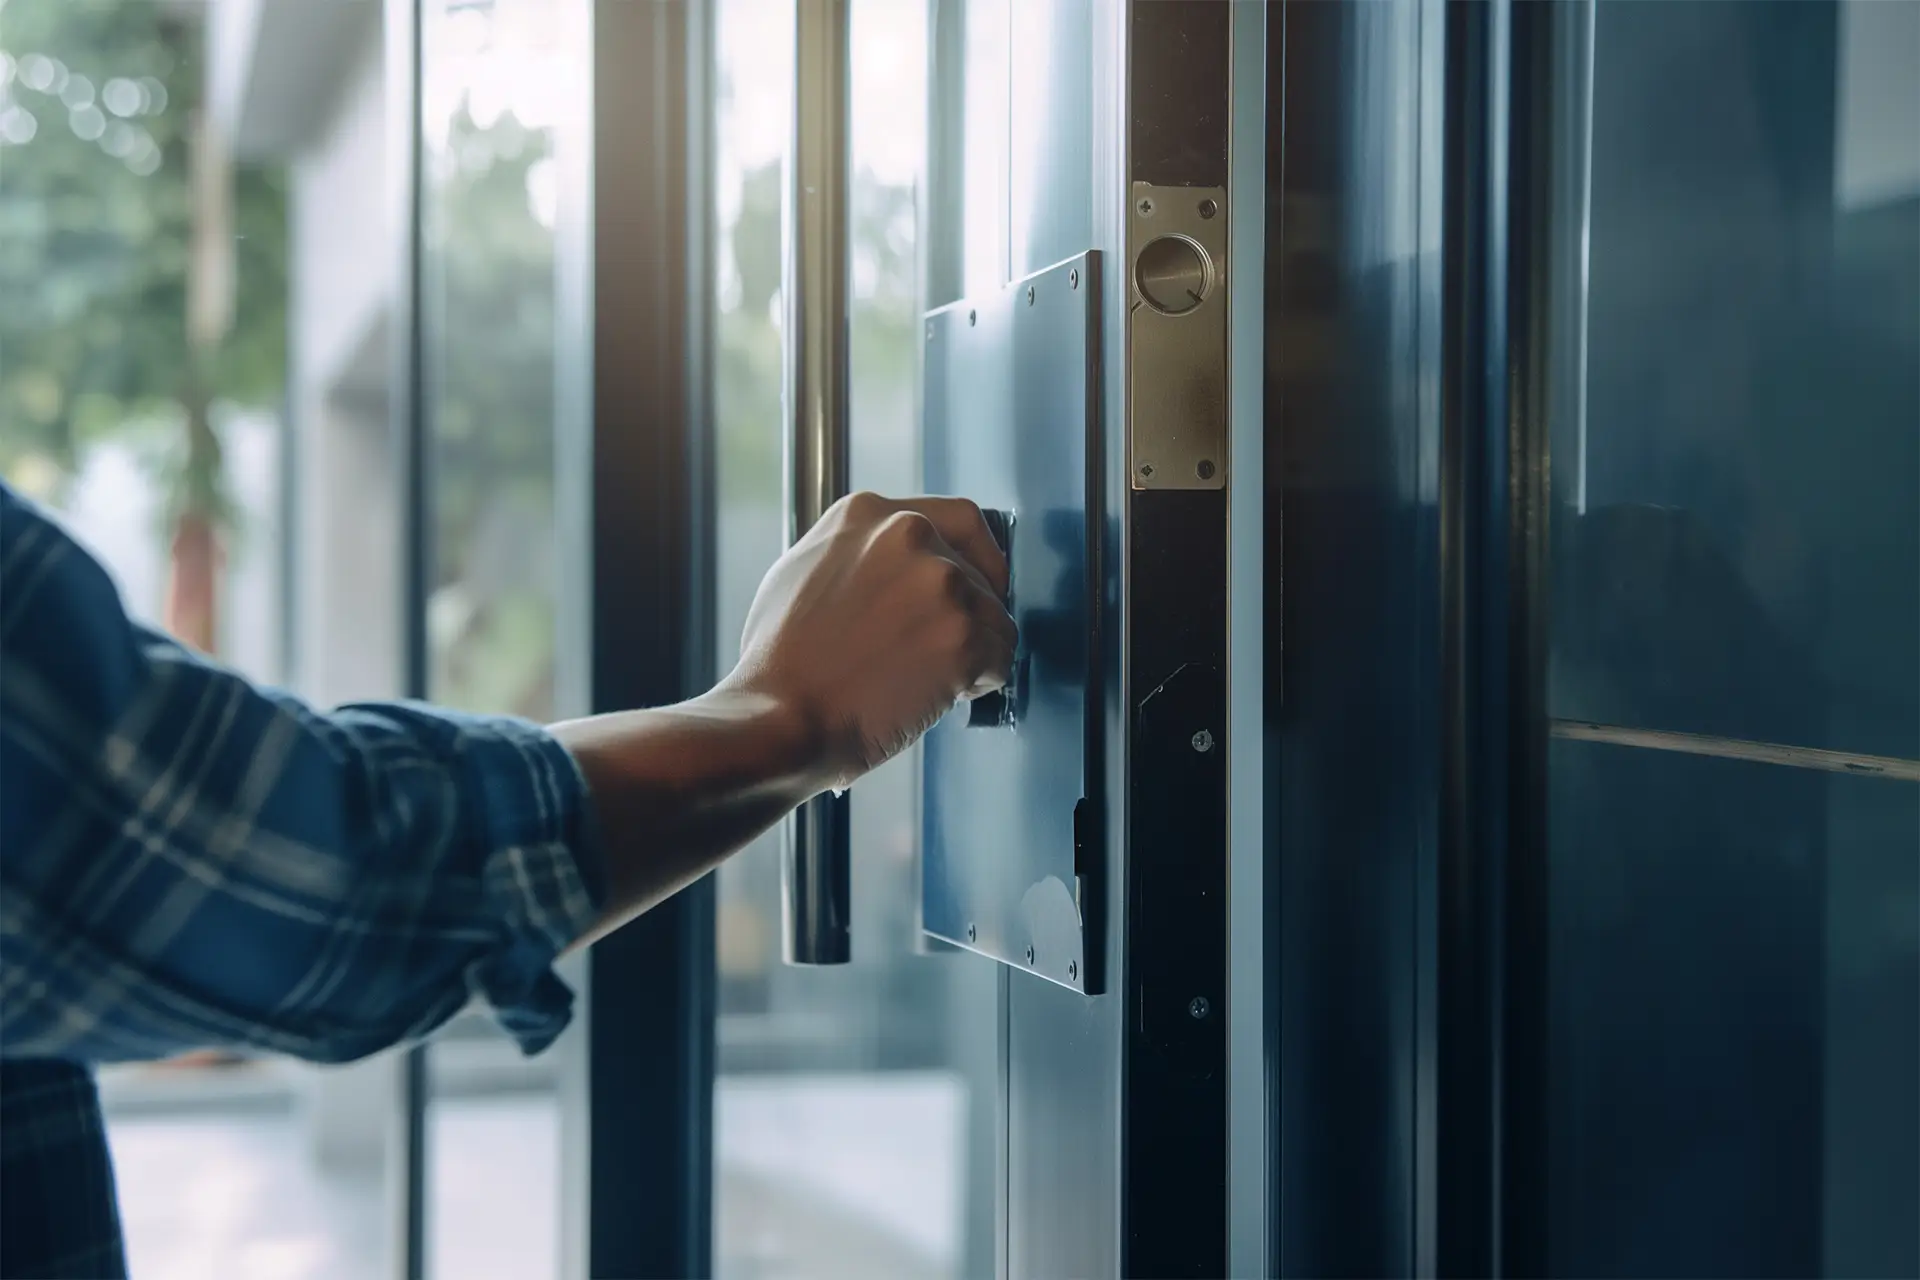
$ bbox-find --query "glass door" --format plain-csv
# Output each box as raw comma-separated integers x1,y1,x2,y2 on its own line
1538,3,1918,1273
1264,3,1917,1275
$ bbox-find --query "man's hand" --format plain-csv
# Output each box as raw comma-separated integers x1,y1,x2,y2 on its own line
723,492,1016,789
554,492,1015,944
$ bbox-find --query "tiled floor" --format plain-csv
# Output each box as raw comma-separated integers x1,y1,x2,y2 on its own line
111,1110,388,1280
106,1073,968,1280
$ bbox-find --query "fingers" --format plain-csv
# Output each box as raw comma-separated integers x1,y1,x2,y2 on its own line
880,507,1018,693
886,496,1011,600
828,491,1018,703
955,562,1018,650
964,626,1016,698
879,510,1000,604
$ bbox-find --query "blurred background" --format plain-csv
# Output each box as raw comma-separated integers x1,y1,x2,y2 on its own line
0,0,990,1276
4,1,1915,1278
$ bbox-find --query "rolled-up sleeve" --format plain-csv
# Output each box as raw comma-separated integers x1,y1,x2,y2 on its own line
0,485,605,1065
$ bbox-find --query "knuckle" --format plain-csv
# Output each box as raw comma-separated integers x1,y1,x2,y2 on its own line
841,491,889,524
938,559,973,601
937,609,976,656
944,497,991,542
916,555,969,602
886,510,940,550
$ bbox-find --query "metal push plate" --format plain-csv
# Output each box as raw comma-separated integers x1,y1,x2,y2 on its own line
920,251,1105,994
1129,182,1228,490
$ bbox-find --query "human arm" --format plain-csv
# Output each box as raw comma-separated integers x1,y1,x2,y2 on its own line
560,490,1015,947
0,485,1009,1061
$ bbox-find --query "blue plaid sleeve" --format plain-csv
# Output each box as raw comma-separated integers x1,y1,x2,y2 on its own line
0,485,606,1064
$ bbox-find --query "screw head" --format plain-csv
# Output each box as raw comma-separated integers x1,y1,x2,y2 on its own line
1196,459,1216,480
1192,729,1214,753
1137,197,1155,217
1068,960,1079,981
1027,285,1036,305
1198,197,1219,220
967,923,977,942
1025,945,1036,965
968,309,977,326
1139,463,1155,479
1069,268,1080,289
1189,995,1211,1020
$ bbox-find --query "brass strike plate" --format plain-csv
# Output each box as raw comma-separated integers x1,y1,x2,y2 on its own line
1128,181,1228,491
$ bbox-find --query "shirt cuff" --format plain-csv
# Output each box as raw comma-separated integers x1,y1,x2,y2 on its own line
453,717,606,1056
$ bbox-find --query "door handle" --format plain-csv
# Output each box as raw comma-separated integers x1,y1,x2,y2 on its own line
781,0,853,966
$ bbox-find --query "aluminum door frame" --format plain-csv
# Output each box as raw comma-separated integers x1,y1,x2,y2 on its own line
390,2,722,1278
1225,2,1270,1275
564,2,720,1276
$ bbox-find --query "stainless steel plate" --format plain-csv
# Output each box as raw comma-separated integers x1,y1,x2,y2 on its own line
920,250,1105,994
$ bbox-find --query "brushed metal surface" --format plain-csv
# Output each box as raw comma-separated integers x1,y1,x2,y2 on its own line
921,251,1104,995
781,0,853,966
1129,181,1229,491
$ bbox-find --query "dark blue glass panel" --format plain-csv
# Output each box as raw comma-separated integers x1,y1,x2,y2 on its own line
1547,4,1919,1274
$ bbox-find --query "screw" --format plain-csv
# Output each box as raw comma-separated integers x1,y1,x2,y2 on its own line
968,309,977,326
1198,197,1219,220
1025,945,1036,965
1069,268,1080,289
967,923,977,941
1191,729,1214,753
1139,463,1155,479
1068,960,1079,981
1197,459,1216,480
1137,197,1155,217
1027,285,1036,306
1189,996,1211,1020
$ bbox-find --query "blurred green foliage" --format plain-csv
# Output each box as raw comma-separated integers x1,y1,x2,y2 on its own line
0,0,287,516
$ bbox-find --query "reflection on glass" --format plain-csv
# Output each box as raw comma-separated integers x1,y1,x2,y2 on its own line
420,2,577,1276
710,1,994,1276
1545,3,1919,1276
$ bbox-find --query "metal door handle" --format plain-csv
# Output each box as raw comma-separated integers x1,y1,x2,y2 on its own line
781,0,853,966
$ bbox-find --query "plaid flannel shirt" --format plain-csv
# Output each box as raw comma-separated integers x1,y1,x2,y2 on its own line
0,484,605,1278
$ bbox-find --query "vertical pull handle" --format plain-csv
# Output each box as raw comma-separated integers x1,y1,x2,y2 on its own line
781,0,853,966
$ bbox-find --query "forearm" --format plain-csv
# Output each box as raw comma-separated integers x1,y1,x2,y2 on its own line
552,687,830,950
1,483,1005,1061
